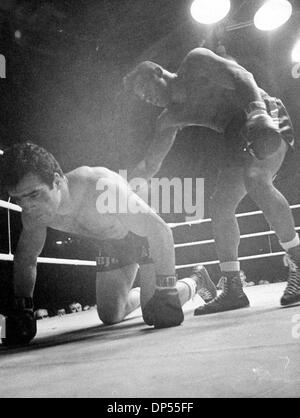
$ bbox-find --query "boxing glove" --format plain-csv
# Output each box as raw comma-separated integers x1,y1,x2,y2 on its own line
142,276,184,329
1,297,37,347
245,101,281,160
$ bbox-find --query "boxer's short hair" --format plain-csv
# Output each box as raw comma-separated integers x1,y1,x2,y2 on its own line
0,142,64,191
123,61,159,93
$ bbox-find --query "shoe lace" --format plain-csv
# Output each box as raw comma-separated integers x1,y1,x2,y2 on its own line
206,276,230,305
198,287,213,301
217,276,226,290
192,265,214,300
284,255,300,295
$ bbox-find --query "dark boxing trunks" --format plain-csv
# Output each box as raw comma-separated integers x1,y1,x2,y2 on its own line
224,95,295,161
263,96,294,148
96,232,153,272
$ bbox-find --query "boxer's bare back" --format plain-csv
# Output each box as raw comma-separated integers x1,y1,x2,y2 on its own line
152,49,249,133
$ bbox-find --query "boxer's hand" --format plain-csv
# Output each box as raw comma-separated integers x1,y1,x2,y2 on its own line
143,287,184,329
1,298,37,346
245,103,281,159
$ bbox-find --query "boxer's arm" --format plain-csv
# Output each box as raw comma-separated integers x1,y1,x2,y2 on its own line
95,175,183,328
13,217,47,297
96,175,176,276
128,111,179,182
118,188,179,325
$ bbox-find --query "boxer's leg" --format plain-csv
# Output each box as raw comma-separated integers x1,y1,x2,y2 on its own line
195,163,250,315
211,139,291,261
242,139,300,306
210,166,247,264
243,139,293,242
96,263,140,325
196,137,299,315
197,138,287,315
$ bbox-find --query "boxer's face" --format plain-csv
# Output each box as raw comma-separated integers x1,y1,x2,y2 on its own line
9,172,62,223
134,71,169,107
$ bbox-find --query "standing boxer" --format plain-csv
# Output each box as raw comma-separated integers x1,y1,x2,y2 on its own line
124,47,299,314
0,142,216,345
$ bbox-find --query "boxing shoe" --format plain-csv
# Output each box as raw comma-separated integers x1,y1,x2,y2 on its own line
1,297,37,347
191,264,217,303
245,102,281,159
142,276,184,329
217,273,253,288
280,255,300,307
194,273,250,316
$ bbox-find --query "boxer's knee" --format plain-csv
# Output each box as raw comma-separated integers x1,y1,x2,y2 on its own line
97,301,126,325
96,274,130,325
244,167,271,197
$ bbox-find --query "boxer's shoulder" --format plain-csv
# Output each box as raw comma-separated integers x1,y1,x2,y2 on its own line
67,165,110,180
185,47,216,60
67,166,129,205
66,166,118,188
179,47,220,70
178,47,243,79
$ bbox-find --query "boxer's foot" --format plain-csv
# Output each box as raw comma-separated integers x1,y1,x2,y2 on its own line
1,298,37,347
191,265,217,303
194,273,250,315
281,254,300,307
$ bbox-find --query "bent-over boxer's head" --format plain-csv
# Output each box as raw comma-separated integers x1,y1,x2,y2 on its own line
124,61,172,107
0,142,65,222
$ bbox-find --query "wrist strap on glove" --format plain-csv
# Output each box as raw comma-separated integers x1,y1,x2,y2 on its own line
245,101,267,119
156,275,177,288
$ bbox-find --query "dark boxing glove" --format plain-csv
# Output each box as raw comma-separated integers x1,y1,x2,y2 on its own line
1,297,37,347
142,276,184,329
245,101,281,160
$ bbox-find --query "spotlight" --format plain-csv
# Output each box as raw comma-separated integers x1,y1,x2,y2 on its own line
190,0,231,25
254,0,292,31
292,39,300,63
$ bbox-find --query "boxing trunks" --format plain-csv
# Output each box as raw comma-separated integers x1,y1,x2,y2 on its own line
96,232,152,272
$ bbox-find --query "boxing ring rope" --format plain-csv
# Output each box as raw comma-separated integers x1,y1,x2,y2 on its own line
174,227,300,249
175,251,287,270
0,253,96,266
0,199,21,212
0,199,97,266
168,205,300,228
0,199,300,270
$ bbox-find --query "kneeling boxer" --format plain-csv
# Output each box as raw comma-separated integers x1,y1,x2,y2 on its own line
0,142,216,346
125,47,299,314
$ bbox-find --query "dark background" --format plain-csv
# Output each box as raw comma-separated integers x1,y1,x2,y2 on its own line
0,0,300,313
